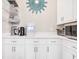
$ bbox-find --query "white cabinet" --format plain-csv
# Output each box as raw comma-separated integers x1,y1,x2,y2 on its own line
72,0,77,21
25,40,46,59
57,0,63,25
3,37,62,59
3,44,14,59
63,0,73,22
63,46,73,59
57,0,77,25
3,38,25,59
25,39,62,59
47,40,62,59
62,39,77,59
63,46,77,59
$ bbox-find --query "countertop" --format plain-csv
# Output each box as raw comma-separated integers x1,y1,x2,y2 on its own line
2,32,77,42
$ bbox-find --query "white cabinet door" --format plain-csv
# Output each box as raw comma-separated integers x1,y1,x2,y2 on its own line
25,40,35,59
46,43,55,59
15,45,25,59
63,46,77,59
72,0,77,21
74,55,77,59
47,40,61,59
57,0,64,25
63,0,73,19
63,47,73,59
25,40,46,59
63,0,76,23
4,44,16,59
4,44,25,59
57,0,77,25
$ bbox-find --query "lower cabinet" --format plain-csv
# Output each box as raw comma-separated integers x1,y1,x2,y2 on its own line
25,39,61,59
62,46,77,59
3,44,25,59
3,38,62,59
25,40,46,59
62,39,77,59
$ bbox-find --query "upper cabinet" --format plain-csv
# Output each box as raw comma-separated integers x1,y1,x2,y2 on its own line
57,0,77,25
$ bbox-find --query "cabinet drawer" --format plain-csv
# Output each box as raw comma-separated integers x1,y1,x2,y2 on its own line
4,39,24,45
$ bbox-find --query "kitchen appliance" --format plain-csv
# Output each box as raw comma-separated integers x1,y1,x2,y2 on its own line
18,27,26,36
26,23,36,35
11,26,19,35
65,25,77,37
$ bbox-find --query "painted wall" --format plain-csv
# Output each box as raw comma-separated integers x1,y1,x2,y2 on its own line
2,0,57,33
2,0,10,33
16,0,57,32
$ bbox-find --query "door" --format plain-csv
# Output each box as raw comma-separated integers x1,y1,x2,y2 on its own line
25,39,46,59
72,0,77,21
15,44,25,59
4,44,25,59
63,46,74,59
25,40,35,59
63,0,73,22
33,40,46,59
57,0,64,24
4,44,17,59
46,40,57,59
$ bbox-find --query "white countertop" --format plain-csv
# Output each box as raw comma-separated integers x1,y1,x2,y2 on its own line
2,32,61,39
2,32,77,42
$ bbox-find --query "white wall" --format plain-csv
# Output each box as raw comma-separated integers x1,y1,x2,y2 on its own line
16,0,57,32
2,0,57,33
2,0,10,33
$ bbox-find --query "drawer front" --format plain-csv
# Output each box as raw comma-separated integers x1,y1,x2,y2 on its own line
3,38,25,45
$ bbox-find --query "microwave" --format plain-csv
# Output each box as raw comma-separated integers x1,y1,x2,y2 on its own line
65,25,77,37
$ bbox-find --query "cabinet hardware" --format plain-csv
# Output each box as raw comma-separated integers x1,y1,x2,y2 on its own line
73,54,75,59
50,41,56,43
61,17,64,21
72,46,77,49
46,46,49,53
12,47,16,52
34,47,38,52
34,41,39,43
11,41,16,43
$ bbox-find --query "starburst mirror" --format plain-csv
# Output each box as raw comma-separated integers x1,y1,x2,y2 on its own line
26,0,47,14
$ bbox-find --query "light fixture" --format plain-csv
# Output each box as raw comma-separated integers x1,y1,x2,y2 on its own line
35,0,39,4
26,0,47,14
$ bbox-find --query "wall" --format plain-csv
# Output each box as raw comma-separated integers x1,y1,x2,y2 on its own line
2,0,10,33
16,0,57,32
2,0,57,33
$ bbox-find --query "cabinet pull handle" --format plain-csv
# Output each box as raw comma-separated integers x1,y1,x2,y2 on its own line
11,41,16,43
72,46,77,49
47,46,49,53
34,47,38,52
34,41,39,43
12,47,16,52
50,41,56,43
73,54,75,59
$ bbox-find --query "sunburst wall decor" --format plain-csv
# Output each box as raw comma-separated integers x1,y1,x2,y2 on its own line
26,0,47,14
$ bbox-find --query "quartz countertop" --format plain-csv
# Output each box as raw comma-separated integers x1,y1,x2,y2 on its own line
2,32,77,42
2,32,62,39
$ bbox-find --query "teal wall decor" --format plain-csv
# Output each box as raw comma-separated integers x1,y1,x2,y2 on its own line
26,0,47,14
